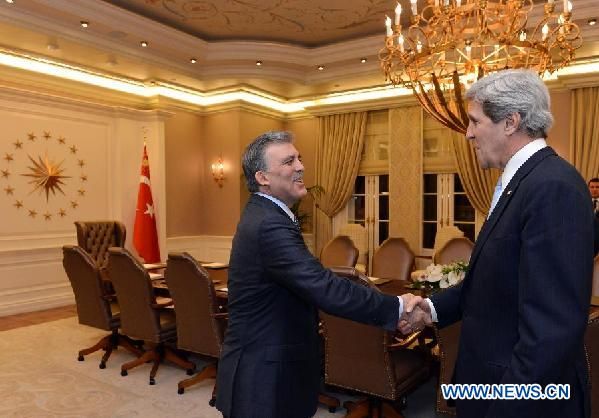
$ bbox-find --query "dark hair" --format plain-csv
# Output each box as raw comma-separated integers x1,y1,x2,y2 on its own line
466,69,553,138
242,131,294,192
588,178,599,185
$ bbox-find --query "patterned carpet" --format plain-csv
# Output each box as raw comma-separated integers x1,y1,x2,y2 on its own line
0,317,442,417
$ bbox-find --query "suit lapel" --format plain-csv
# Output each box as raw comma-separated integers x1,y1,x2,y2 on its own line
251,194,299,232
466,147,556,277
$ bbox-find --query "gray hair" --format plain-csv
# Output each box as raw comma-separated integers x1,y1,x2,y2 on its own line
466,69,553,138
242,131,294,192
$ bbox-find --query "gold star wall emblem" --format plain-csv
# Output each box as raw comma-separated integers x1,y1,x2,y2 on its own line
21,154,70,202
2,131,88,221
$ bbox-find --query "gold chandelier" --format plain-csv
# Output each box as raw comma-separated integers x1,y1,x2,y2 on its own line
379,0,582,133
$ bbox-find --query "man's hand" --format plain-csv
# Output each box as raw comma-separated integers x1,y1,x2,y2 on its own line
398,293,433,334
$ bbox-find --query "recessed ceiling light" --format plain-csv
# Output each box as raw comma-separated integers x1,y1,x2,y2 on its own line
317,65,324,71
80,21,89,28
360,58,367,63
140,41,148,47
190,58,197,64
589,18,597,26
256,60,262,66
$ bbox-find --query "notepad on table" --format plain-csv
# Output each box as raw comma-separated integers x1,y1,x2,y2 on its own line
368,276,391,285
217,287,228,293
143,262,166,270
149,272,164,280
201,262,229,269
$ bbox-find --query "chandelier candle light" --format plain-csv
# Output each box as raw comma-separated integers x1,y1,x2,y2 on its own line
380,0,582,133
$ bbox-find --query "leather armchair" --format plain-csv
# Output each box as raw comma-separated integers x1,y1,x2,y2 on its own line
165,252,226,402
321,267,432,417
75,221,126,270
107,247,195,385
62,245,142,369
433,237,474,265
320,235,359,269
371,237,415,281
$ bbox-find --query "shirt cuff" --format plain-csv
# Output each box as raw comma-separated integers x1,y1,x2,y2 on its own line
425,298,438,322
397,296,404,319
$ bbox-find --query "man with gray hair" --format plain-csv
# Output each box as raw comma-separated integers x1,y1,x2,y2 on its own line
216,131,416,418
406,69,593,418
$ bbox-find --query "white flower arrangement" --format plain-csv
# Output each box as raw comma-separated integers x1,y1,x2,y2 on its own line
413,261,468,290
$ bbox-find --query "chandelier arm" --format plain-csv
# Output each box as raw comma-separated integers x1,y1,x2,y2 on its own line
452,71,470,129
431,75,467,131
414,84,464,134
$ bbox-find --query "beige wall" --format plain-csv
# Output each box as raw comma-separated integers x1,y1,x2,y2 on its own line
164,111,204,237
548,90,571,161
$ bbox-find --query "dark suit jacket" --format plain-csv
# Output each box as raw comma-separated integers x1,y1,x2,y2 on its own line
431,147,593,418
215,194,399,418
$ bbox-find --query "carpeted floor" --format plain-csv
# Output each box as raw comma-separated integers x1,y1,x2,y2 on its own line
0,318,444,417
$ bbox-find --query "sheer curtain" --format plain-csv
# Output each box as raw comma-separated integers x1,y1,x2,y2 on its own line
570,87,599,180
314,112,367,256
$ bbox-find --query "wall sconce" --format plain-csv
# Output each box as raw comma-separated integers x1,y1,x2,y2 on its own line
211,156,225,187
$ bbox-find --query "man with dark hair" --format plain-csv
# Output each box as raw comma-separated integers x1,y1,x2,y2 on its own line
215,131,417,418
588,177,599,215
406,69,593,418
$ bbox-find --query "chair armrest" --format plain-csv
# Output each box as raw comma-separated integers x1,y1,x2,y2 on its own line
388,330,422,350
152,297,173,308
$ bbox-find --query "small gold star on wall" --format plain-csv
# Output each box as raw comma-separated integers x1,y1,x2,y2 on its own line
1,131,89,221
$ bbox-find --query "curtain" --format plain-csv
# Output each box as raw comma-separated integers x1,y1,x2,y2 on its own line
570,87,599,180
314,112,367,256
450,130,500,216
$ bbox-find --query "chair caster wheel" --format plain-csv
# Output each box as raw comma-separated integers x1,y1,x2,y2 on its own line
209,398,216,407
99,362,106,369
186,368,194,376
328,407,336,413
178,388,184,395
121,370,128,376
149,378,156,385
78,355,84,361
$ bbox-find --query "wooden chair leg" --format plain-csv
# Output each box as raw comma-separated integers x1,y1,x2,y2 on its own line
163,346,195,372
343,398,405,418
121,349,157,375
78,334,110,359
319,393,341,413
117,335,144,357
177,364,217,394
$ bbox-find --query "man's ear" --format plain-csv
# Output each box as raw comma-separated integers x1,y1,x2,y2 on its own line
255,171,269,187
505,112,520,136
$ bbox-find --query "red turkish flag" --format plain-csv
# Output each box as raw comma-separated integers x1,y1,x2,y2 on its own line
133,145,161,263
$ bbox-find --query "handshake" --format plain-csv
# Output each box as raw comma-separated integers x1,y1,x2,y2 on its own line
397,293,433,335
